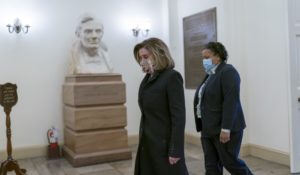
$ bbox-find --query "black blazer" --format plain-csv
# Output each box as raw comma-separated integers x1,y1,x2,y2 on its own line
135,68,188,175
193,62,246,136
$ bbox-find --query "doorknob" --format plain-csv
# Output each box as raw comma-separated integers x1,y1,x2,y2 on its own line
298,97,300,102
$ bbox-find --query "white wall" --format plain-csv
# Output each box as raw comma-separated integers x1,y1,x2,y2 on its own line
170,0,223,136
170,0,290,153
169,0,249,141
244,0,290,152
0,0,291,156
0,0,167,150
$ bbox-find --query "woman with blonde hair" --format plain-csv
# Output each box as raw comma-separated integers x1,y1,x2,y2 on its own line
133,37,188,175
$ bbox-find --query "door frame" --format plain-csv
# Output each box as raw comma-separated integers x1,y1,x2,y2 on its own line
288,0,300,173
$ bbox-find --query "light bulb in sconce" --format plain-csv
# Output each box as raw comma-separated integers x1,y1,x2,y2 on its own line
7,18,30,34
132,22,150,37
132,26,140,37
141,21,150,36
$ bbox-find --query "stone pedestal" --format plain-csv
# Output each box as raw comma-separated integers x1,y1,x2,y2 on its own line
62,74,131,167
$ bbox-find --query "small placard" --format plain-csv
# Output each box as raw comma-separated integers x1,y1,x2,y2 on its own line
0,83,18,108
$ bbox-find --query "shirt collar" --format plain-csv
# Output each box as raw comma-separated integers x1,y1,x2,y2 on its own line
207,64,219,75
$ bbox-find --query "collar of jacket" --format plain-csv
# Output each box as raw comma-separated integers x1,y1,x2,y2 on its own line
201,61,226,85
148,71,160,82
214,61,226,73
146,68,170,84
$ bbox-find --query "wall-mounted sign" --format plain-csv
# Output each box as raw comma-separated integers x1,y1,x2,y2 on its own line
0,83,18,109
183,7,217,89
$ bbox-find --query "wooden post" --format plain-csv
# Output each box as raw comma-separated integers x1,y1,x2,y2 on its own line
0,83,26,175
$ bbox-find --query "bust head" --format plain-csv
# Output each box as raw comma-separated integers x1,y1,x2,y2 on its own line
68,14,114,74
75,15,104,54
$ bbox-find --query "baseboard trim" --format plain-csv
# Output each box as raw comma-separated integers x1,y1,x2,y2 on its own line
128,134,139,146
0,135,139,160
184,133,249,156
185,133,201,146
0,135,139,161
185,133,290,166
247,143,290,166
0,134,290,167
0,145,47,160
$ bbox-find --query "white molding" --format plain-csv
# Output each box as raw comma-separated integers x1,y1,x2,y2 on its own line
247,144,289,166
0,145,47,160
0,134,289,167
185,133,290,166
128,134,139,146
184,133,250,157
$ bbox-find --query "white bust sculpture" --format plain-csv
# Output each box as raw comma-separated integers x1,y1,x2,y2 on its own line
69,14,113,74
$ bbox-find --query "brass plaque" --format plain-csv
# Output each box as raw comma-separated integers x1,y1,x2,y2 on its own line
183,7,217,89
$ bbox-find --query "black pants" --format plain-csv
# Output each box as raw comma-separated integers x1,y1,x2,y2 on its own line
201,131,253,175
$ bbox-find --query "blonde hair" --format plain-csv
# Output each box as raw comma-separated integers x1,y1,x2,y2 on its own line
133,38,174,70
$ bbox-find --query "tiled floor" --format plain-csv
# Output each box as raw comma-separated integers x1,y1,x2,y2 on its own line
2,143,293,175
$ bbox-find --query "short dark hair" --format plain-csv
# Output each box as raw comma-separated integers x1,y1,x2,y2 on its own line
203,42,228,62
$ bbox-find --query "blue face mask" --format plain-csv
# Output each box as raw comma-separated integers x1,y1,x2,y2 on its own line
202,58,215,74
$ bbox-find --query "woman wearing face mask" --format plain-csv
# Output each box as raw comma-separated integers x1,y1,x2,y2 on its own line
194,42,253,175
133,38,189,175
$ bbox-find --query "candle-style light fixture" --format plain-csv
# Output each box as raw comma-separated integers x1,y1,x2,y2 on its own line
132,21,150,37
7,18,30,34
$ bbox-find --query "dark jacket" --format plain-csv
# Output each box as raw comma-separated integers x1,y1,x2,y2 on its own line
193,62,246,136
134,68,188,175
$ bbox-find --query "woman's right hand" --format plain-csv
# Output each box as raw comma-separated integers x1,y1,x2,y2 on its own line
169,156,180,165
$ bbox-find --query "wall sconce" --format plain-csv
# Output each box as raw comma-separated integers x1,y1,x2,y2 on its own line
132,23,150,37
132,26,140,37
7,18,30,34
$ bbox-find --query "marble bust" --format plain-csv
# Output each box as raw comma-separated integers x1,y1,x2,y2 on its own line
69,14,113,74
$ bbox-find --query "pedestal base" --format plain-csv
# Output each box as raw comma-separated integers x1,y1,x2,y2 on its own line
63,74,131,167
63,146,132,167
0,159,26,175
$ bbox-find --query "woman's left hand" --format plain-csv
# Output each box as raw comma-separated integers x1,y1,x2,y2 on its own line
169,156,180,165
